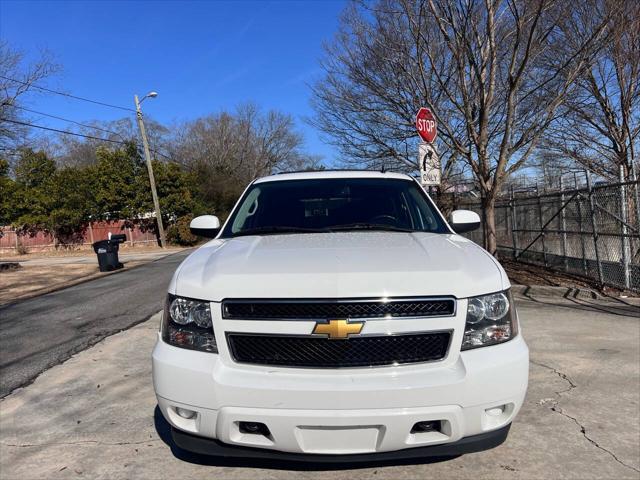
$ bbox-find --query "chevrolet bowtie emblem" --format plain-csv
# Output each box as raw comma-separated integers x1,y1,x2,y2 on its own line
312,319,364,339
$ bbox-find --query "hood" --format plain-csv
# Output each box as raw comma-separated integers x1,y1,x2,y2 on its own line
171,232,508,301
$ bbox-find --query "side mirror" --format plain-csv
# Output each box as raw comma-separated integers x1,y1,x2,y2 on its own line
190,215,221,238
449,210,481,234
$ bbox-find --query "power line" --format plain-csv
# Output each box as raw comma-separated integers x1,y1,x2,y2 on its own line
8,105,127,140
1,116,173,160
0,75,173,160
0,74,135,112
148,146,172,161
0,118,130,145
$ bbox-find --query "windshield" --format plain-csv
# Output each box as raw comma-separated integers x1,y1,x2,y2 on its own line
220,177,449,237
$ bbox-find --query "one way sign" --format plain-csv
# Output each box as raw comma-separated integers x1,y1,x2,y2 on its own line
419,142,441,186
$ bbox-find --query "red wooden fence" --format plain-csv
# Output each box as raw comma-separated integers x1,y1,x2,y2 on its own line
0,221,158,252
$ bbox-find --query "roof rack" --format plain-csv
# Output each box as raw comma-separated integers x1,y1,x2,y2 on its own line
276,168,392,175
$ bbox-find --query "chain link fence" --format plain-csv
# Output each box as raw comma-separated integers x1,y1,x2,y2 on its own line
449,177,640,292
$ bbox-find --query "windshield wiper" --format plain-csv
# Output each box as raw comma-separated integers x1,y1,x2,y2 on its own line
233,226,328,237
233,224,415,237
328,223,415,233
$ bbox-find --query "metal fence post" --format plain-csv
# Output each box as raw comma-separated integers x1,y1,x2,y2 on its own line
510,186,518,258
560,176,568,272
632,161,640,230
575,172,588,275
576,197,588,275
586,170,604,286
619,165,631,290
536,184,548,266
503,200,509,254
480,187,487,249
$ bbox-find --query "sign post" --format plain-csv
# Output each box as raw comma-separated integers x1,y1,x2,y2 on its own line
415,107,440,188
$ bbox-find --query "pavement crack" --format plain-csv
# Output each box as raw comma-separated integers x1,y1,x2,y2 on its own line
532,360,640,474
554,409,640,474
532,360,577,395
1,439,160,448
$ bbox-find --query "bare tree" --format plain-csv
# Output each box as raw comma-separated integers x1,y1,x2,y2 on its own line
545,0,639,181
54,117,170,167
165,103,321,216
310,2,460,175
171,103,320,184
0,41,60,155
312,0,608,254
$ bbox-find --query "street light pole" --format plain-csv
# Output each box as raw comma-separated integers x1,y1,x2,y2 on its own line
134,93,166,248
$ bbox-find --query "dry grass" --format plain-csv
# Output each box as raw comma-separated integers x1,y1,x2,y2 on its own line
0,245,186,305
0,264,99,305
0,244,184,260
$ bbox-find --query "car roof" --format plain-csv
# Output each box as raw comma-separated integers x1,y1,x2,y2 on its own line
254,170,415,184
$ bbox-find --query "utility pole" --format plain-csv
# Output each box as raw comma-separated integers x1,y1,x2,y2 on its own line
134,92,166,248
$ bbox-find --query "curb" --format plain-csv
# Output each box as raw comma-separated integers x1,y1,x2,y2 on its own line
0,311,164,400
0,250,188,309
0,262,21,271
511,284,640,305
0,267,131,309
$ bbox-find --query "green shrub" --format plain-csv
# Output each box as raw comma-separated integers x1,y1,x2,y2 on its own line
166,215,200,246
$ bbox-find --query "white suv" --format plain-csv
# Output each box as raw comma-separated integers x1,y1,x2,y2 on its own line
152,171,529,461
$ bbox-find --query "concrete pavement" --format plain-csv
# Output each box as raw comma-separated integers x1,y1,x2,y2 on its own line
1,292,638,479
0,250,191,398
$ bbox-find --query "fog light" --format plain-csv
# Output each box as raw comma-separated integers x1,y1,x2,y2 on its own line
486,406,505,417
411,420,441,434
239,421,270,437
176,407,196,419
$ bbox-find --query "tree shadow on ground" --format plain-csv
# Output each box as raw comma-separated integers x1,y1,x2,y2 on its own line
153,406,458,471
516,289,640,317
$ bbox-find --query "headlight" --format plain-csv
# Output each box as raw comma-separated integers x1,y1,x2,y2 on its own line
162,294,217,353
461,290,518,350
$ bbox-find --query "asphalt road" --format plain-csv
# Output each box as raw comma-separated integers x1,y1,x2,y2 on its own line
0,250,191,398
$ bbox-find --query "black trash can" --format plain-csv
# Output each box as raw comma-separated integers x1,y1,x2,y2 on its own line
92,237,125,272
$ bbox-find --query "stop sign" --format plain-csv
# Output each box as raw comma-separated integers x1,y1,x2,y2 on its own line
416,107,437,143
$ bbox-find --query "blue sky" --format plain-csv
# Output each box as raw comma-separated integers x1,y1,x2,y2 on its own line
0,0,346,163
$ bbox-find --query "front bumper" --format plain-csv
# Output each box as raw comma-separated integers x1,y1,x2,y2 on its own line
171,423,512,462
152,331,529,456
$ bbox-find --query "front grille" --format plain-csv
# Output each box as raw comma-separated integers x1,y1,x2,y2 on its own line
226,332,451,368
222,298,455,319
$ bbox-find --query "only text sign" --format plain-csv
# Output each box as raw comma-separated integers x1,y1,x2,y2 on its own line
419,142,441,186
